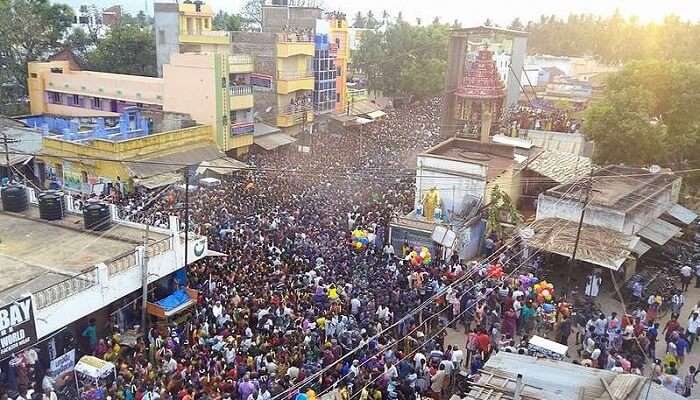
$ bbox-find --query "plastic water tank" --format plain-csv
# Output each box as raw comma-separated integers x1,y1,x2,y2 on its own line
83,202,112,231
38,191,64,220
1,185,28,212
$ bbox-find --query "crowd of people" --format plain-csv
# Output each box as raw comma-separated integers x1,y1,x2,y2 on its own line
11,97,700,400
503,106,582,134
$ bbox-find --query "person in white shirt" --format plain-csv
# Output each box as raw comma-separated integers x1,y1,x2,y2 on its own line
451,346,464,369
681,265,693,291
688,312,700,351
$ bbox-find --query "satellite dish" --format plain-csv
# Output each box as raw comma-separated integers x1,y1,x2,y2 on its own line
265,106,273,113
649,165,661,174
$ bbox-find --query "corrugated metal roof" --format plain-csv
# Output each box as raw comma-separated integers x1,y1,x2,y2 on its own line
526,150,592,184
478,352,685,400
125,144,224,178
665,204,697,225
254,133,296,150
638,218,682,246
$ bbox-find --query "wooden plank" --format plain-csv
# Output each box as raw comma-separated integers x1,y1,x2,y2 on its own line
600,377,617,400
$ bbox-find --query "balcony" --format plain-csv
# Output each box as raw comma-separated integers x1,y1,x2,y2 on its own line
229,85,254,110
277,108,314,128
179,30,230,45
276,70,314,94
229,54,254,74
276,34,314,58
230,121,255,136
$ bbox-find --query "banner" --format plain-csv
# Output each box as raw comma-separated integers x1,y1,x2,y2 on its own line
251,73,273,90
50,349,76,377
0,296,38,358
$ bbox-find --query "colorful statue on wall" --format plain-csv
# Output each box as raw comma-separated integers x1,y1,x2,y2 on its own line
422,187,440,220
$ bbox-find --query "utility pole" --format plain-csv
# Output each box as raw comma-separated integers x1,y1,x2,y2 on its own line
184,166,190,269
1,132,19,182
566,172,594,290
141,224,150,334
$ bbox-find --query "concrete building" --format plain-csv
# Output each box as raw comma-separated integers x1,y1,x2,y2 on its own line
261,3,321,32
0,189,211,375
312,20,337,115
27,53,254,155
21,107,246,193
442,26,528,138
154,0,231,76
231,31,315,136
328,14,349,114
531,165,696,274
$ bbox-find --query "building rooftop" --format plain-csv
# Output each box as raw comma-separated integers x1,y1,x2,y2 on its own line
545,165,678,212
422,138,517,181
526,150,592,184
0,206,166,304
20,108,197,143
469,352,684,400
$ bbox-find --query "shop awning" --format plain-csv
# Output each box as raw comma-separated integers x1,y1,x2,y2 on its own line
254,122,281,136
206,249,227,257
133,172,183,189
254,133,297,150
528,218,635,271
631,239,652,257
637,218,682,246
349,99,381,116
126,144,225,178
196,157,250,175
664,204,698,225
366,110,386,120
352,117,373,125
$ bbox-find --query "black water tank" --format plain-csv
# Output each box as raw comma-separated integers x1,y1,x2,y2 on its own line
83,202,112,231
1,185,28,212
38,191,64,221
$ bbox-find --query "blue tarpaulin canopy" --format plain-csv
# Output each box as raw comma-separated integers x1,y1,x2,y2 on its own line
155,289,190,312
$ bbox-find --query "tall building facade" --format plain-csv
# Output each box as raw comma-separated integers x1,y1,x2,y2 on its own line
312,20,337,114
327,14,349,113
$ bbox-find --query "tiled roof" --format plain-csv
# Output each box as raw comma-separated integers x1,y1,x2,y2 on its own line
526,150,591,183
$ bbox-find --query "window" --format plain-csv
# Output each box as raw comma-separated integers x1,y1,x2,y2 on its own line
72,94,80,105
92,97,101,109
81,171,88,183
48,92,62,104
50,67,63,74
30,73,38,78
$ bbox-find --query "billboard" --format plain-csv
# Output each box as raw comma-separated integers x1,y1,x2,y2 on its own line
0,296,38,359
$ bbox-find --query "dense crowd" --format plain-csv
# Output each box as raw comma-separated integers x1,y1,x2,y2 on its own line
504,106,582,134
14,98,700,400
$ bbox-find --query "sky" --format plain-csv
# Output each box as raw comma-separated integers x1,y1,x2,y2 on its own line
60,0,700,25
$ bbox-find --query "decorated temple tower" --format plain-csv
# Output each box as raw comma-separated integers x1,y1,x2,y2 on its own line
454,46,506,143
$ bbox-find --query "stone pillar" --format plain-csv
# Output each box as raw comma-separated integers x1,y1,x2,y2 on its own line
441,31,467,139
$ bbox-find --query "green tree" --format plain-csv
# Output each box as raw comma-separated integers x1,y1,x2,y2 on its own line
354,19,448,99
508,17,524,31
64,27,93,61
585,60,700,168
365,10,379,29
86,22,156,77
242,0,263,31
213,10,242,31
0,0,74,99
353,11,366,28
486,185,520,237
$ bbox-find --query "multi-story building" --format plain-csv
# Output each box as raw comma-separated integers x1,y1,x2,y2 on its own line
231,31,315,136
27,52,254,156
312,21,337,115
154,0,231,76
327,14,349,113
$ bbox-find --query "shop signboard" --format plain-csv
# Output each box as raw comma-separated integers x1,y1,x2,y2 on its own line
50,349,76,376
0,296,38,359
62,161,85,192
